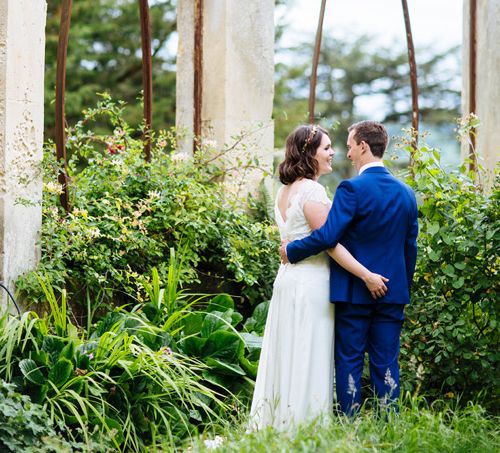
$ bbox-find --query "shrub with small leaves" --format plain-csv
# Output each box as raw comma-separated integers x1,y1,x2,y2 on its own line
399,141,499,406
16,95,279,310
0,379,74,452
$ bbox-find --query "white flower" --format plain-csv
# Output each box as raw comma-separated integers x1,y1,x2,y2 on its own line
347,374,357,398
416,364,425,382
171,152,190,163
203,435,224,450
203,139,218,149
44,181,63,195
87,228,101,239
148,190,161,199
384,368,398,397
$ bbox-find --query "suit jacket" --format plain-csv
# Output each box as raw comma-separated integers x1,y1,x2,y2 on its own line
286,167,418,304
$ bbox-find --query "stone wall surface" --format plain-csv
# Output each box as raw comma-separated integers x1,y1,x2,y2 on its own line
462,0,500,183
176,0,274,196
0,0,46,308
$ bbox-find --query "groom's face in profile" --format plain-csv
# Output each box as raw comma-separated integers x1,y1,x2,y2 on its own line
346,129,363,172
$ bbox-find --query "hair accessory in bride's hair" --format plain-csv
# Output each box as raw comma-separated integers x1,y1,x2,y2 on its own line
302,124,318,152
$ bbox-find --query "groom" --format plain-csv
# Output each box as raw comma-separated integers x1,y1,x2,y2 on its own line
279,121,418,414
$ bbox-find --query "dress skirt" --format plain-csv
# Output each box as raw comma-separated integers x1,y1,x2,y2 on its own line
249,256,334,431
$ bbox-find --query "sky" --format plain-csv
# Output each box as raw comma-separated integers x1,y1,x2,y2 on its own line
279,0,463,51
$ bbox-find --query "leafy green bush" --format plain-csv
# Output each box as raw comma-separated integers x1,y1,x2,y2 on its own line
16,95,279,310
399,143,499,405
0,273,225,451
0,379,78,452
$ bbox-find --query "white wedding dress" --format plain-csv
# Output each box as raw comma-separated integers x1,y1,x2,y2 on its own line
249,179,335,431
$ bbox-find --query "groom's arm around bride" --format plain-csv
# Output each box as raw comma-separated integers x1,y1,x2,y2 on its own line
281,120,418,415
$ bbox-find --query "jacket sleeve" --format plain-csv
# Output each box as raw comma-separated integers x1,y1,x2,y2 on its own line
286,180,357,263
404,192,419,290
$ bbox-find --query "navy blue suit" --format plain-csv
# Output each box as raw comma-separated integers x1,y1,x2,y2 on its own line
286,167,418,413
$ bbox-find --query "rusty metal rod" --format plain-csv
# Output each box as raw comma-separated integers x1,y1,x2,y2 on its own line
55,0,72,214
139,0,153,161
469,0,477,172
401,0,419,155
193,0,204,152
308,0,327,124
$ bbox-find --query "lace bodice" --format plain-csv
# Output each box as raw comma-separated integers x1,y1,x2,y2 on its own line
274,179,331,242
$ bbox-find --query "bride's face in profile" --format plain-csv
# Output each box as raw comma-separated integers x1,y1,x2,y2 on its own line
314,133,335,178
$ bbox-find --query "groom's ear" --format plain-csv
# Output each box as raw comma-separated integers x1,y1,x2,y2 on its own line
360,141,372,155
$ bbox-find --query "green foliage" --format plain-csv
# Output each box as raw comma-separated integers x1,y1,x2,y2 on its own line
242,301,269,336
399,141,499,405
178,294,262,392
0,274,226,452
16,96,280,309
0,380,76,452
44,0,177,139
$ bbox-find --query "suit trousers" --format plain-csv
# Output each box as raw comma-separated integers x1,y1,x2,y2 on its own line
334,302,405,415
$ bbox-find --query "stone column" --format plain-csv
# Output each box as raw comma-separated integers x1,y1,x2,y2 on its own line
175,0,195,157
176,0,274,197
462,0,500,183
0,0,46,308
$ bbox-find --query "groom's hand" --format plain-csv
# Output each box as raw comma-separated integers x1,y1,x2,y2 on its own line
279,240,290,264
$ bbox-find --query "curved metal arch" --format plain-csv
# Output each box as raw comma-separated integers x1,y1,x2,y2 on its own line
468,0,477,172
308,0,327,124
139,0,153,162
402,0,419,153
308,1,420,152
55,0,72,213
55,0,154,211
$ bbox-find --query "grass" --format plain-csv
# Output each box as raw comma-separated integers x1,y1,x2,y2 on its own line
185,396,499,453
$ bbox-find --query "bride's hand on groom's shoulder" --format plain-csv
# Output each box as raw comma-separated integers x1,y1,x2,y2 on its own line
363,273,389,300
279,240,290,264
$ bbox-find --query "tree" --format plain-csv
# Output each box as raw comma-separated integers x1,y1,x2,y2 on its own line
44,0,177,139
273,34,461,171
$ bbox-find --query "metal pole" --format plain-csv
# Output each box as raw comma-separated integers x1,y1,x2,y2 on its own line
193,0,204,152
308,0,327,124
139,0,153,161
55,0,72,213
469,0,477,172
401,0,419,154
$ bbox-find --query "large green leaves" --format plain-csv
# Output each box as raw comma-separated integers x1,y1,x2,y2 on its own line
202,331,244,363
18,359,45,385
48,358,73,388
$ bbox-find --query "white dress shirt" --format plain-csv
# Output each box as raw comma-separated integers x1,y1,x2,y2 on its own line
358,161,385,175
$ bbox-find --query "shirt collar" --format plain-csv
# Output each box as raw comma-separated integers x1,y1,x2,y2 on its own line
359,161,384,175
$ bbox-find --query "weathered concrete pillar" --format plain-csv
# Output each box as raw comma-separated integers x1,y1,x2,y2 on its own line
176,0,274,197
0,0,46,308
175,0,195,157
462,0,500,183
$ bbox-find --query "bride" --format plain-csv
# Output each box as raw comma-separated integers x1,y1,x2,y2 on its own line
249,124,388,430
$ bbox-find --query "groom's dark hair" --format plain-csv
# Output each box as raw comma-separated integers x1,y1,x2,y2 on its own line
348,121,388,158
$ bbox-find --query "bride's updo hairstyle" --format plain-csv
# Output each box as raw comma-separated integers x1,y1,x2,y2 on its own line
279,124,329,185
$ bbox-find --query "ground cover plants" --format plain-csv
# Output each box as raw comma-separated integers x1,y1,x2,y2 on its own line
188,396,499,452
5,101,498,450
